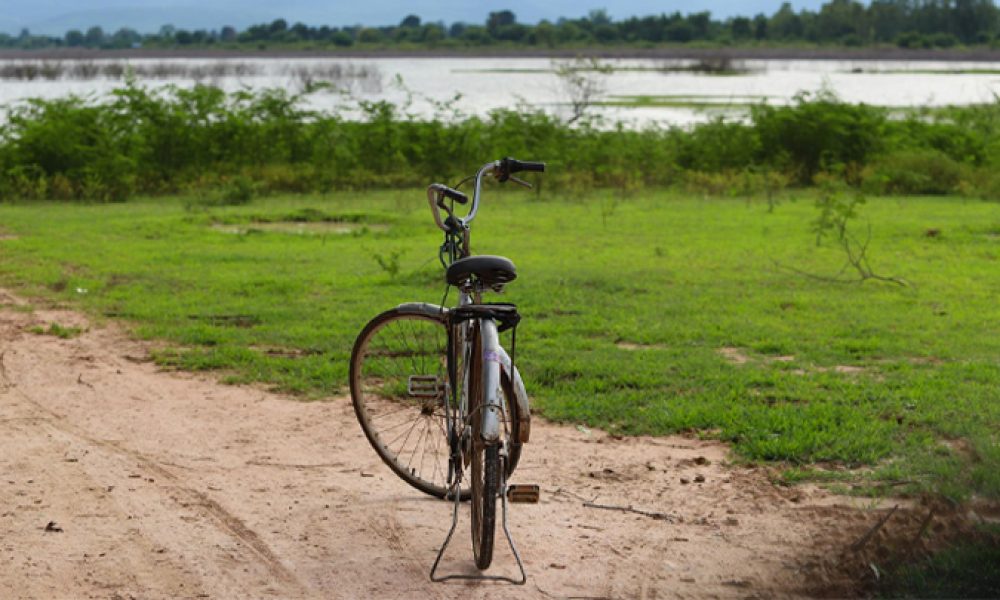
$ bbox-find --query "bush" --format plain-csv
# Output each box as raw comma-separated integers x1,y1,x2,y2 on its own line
957,168,1000,201
1,81,999,202
220,175,256,204
862,150,964,195
896,31,931,49
752,91,886,183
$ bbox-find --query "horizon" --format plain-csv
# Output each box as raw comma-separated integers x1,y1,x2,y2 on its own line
3,1,829,36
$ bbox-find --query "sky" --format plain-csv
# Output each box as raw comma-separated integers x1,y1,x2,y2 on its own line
3,1,830,35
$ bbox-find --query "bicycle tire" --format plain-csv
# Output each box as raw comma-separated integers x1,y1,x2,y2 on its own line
350,308,460,499
469,333,499,570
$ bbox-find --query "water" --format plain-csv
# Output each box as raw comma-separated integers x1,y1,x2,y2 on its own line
1,56,999,126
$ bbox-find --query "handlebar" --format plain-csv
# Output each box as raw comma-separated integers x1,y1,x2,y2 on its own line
428,157,546,233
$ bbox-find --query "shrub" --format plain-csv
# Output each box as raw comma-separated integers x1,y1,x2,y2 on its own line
957,168,1000,201
0,81,997,202
752,91,886,183
220,175,256,205
862,150,964,195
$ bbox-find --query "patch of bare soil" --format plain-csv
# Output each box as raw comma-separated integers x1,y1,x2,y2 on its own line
0,291,971,598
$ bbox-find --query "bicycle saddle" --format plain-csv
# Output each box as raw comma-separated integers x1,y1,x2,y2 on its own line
446,255,517,286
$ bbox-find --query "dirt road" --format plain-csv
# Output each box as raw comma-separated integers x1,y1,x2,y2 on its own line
0,290,896,598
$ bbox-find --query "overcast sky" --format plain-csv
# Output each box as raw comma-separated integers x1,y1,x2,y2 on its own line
4,1,830,35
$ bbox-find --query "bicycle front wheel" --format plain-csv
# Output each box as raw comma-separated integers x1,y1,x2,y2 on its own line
350,308,460,499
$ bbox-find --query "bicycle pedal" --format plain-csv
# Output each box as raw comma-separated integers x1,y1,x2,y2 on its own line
507,484,540,504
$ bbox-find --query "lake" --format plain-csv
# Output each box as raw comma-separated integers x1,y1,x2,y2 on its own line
2,56,999,126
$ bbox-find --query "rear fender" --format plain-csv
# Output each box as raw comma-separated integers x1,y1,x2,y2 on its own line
496,347,530,444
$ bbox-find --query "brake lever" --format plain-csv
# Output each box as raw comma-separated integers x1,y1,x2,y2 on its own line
509,175,533,189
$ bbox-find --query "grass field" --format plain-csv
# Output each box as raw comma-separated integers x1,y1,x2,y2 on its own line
0,188,998,502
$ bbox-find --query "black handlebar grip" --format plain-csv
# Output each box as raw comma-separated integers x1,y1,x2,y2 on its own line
438,185,469,205
503,158,546,175
516,160,546,173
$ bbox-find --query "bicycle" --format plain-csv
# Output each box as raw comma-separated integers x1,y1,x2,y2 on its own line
349,157,544,583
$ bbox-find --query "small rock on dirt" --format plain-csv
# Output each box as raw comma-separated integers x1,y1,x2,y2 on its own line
43,521,63,532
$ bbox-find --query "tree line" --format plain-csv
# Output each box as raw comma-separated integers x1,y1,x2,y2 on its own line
2,1,999,51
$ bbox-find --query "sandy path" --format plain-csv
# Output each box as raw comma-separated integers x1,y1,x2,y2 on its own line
0,290,890,599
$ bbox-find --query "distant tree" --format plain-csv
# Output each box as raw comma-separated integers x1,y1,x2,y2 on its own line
689,12,712,39
487,10,517,36
290,22,310,40
868,0,906,42
588,9,612,26
594,23,618,43
461,25,491,44
754,14,769,40
331,31,354,46
495,22,529,42
84,26,105,47
731,17,753,39
358,28,383,43
423,23,445,44
64,29,84,46
770,3,804,39
665,21,695,43
556,20,585,43
110,27,141,48
33,2,1000,52
530,20,557,46
269,19,288,34
816,0,864,41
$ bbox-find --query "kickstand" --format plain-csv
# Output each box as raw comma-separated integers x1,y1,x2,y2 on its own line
429,464,527,584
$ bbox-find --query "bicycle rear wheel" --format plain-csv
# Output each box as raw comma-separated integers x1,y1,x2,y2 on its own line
350,308,460,499
467,328,499,570
471,443,499,570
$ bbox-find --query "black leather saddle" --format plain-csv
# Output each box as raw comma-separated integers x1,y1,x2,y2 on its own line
446,255,517,286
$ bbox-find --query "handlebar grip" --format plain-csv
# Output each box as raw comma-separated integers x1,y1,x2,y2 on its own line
501,158,546,179
438,186,468,205
513,160,545,173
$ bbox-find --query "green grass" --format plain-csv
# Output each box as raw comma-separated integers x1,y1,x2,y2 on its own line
0,189,998,501
29,322,84,338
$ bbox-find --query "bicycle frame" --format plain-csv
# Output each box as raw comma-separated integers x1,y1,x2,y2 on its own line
429,160,520,449
427,161,532,584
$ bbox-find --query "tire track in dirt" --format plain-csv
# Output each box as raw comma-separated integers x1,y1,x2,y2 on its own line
12,393,303,589
0,318,308,597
